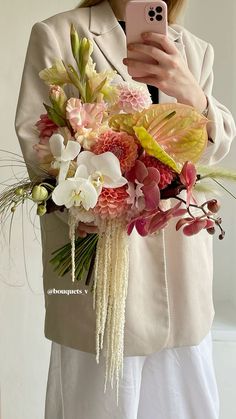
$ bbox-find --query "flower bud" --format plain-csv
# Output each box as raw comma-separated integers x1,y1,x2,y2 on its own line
80,38,93,72
206,227,215,235
15,187,24,196
31,185,48,202
49,85,67,114
70,24,80,61
37,204,47,216
207,199,220,213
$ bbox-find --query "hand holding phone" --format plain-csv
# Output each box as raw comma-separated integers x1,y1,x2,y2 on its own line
125,1,168,78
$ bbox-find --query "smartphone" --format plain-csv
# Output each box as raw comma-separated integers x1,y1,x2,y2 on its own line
125,1,168,77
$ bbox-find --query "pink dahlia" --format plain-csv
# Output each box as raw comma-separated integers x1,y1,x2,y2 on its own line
140,155,176,190
35,114,58,143
93,186,130,219
91,130,138,173
115,82,152,113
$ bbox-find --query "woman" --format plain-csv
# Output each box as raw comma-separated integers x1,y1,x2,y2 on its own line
15,0,236,418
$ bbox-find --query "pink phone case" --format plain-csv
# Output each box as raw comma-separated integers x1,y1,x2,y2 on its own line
125,1,168,77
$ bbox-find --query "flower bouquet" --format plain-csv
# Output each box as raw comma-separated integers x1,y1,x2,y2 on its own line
1,24,236,404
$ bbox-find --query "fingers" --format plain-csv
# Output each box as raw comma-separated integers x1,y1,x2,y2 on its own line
123,57,163,78
141,32,177,55
128,42,168,66
76,222,99,237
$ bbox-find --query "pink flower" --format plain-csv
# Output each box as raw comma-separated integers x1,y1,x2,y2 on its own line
91,130,138,173
66,98,106,132
126,160,160,212
140,154,177,189
179,161,197,207
35,114,58,143
115,82,152,113
93,186,130,219
33,143,52,162
127,202,187,236
176,217,215,236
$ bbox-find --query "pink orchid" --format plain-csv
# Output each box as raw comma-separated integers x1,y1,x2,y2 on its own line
127,202,187,236
176,216,215,236
66,98,106,132
126,160,161,212
179,161,197,207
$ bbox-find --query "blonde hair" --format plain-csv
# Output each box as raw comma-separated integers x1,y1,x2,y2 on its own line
78,0,186,24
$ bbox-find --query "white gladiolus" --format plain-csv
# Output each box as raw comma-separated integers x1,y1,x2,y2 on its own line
49,133,81,183
76,150,127,194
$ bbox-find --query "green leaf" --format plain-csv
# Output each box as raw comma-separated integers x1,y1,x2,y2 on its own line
134,126,181,173
43,103,66,127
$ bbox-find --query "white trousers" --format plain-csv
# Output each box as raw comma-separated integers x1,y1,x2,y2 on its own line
44,330,220,419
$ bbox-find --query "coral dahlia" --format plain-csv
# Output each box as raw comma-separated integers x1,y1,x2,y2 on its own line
93,186,130,219
91,130,138,173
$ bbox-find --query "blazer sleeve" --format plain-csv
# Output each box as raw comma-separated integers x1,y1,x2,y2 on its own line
198,42,236,165
15,21,62,181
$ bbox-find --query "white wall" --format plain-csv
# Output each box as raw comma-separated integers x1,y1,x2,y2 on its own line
0,2,78,418
0,1,235,418
184,2,236,418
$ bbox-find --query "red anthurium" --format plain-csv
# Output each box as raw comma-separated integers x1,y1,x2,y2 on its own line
179,161,197,207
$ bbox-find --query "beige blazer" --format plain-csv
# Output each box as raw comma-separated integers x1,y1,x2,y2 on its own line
15,0,236,355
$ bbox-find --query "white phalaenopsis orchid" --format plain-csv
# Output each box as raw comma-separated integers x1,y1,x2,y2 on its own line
52,167,98,210
51,150,127,219
75,151,127,194
49,133,81,183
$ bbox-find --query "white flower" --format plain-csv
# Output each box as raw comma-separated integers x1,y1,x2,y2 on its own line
76,151,127,194
52,166,98,210
49,133,81,183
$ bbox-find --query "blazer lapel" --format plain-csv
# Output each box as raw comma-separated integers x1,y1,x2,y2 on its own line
89,0,187,103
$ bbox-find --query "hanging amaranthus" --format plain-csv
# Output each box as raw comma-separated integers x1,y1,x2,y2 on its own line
92,217,129,405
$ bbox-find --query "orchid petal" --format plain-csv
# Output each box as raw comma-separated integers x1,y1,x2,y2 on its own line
183,219,207,236
75,164,89,179
76,150,95,171
61,140,81,161
49,133,65,158
58,161,71,184
52,179,76,207
77,180,98,210
142,183,160,211
91,152,123,180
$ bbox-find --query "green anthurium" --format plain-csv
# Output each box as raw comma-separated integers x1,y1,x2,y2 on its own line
135,103,209,165
108,113,139,135
134,126,181,173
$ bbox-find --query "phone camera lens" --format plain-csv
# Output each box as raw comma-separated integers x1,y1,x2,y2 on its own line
156,6,163,13
156,14,163,21
148,10,156,17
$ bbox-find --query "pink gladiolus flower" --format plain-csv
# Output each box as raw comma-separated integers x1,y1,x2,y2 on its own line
66,98,106,132
179,161,197,207
35,114,58,143
126,160,160,212
176,216,215,236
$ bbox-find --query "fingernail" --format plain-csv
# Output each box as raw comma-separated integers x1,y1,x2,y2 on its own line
142,32,149,38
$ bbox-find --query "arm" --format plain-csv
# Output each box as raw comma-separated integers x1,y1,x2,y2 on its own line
15,22,71,224
198,42,236,165
15,21,62,181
